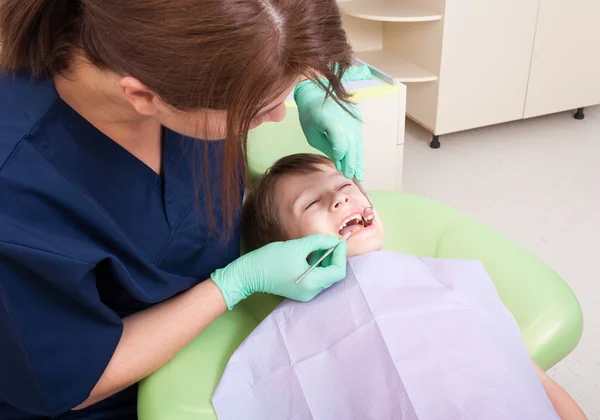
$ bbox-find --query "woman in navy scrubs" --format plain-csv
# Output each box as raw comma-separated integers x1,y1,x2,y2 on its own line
0,0,363,418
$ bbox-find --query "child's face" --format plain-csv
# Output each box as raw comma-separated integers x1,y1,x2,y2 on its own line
274,164,385,258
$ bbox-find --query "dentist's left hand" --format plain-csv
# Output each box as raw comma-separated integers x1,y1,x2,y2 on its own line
295,80,364,181
211,234,348,309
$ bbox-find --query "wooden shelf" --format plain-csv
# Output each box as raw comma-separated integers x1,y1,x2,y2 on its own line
339,0,442,23
355,50,438,83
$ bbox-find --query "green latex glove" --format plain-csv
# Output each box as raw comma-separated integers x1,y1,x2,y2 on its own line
212,234,348,309
294,81,365,181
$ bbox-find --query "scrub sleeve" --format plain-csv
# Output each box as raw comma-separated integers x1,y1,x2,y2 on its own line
0,242,122,416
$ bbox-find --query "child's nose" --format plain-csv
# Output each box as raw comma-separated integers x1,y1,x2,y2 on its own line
330,194,350,211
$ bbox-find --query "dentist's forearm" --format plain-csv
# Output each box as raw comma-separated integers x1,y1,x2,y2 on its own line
74,279,227,409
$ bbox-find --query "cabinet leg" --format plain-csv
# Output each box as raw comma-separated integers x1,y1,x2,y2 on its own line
430,135,441,149
574,107,585,120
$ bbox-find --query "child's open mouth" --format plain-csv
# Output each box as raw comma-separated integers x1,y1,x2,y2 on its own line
338,214,367,236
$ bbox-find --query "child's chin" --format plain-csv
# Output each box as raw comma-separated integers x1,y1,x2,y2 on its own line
347,241,383,258
344,227,385,258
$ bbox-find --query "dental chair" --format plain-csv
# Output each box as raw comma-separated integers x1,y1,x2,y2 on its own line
138,108,583,420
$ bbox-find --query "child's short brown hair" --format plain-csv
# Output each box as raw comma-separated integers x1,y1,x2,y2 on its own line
242,153,333,251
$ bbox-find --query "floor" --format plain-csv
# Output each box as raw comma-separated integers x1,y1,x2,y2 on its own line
402,105,600,418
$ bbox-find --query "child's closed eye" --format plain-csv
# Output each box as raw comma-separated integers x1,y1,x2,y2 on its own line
305,199,320,210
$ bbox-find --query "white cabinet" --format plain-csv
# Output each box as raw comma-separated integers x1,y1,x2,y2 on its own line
339,0,442,86
434,0,539,136
339,0,600,147
358,86,406,191
524,0,600,118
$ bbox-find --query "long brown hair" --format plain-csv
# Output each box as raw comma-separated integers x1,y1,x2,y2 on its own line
0,0,354,236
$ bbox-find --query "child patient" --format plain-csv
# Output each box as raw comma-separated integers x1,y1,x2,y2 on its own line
242,153,385,257
229,153,585,420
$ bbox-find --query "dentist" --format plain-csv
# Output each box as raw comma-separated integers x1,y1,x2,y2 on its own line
0,0,363,418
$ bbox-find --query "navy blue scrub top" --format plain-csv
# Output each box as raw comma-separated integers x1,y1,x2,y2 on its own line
0,73,243,419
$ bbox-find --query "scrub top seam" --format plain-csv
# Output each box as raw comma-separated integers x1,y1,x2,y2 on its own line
0,137,24,174
153,199,197,265
7,80,30,122
0,239,96,266
0,97,60,175
0,278,48,411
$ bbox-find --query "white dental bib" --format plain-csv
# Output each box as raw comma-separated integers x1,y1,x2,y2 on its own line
212,251,558,420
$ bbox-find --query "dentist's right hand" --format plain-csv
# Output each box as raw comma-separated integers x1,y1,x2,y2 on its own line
211,234,347,309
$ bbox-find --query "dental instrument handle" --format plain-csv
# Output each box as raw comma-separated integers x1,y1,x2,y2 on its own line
353,179,374,209
294,231,353,284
